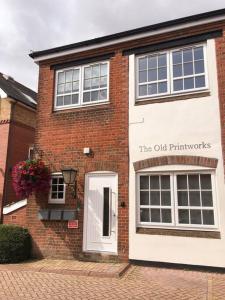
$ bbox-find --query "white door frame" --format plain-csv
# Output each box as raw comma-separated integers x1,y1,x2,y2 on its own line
83,171,118,254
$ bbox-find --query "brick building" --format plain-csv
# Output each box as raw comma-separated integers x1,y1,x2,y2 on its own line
30,8,225,267
0,73,37,226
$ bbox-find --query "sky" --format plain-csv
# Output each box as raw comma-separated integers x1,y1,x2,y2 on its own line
0,0,225,91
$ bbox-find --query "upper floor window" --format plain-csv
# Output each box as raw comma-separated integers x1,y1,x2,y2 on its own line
137,44,207,99
55,61,109,110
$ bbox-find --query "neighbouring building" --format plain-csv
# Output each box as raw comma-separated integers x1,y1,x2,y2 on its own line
30,8,225,267
0,73,37,226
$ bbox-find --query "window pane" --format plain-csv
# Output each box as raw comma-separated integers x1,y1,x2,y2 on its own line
52,185,57,192
64,95,71,105
73,69,79,81
158,82,167,93
177,175,187,189
139,71,147,83
201,191,213,207
161,209,172,223
100,63,108,76
99,89,107,100
58,178,64,184
57,84,64,95
148,84,157,95
183,63,193,76
58,72,65,84
158,68,167,80
189,191,201,206
148,56,157,68
58,185,64,192
150,191,160,205
140,191,149,205
52,193,57,199
140,208,150,222
84,67,91,79
161,175,170,189
140,176,149,189
150,176,160,189
91,78,100,89
158,54,167,67
190,209,201,224
83,92,90,102
188,175,199,189
72,94,79,104
195,76,205,88
194,47,204,60
65,83,72,93
103,187,110,236
100,76,107,88
200,174,212,189
161,191,171,206
91,91,99,101
151,209,160,222
173,51,182,64
139,85,147,96
202,210,214,225
173,79,183,91
65,70,73,82
173,65,182,78
178,191,188,206
58,192,63,199
139,57,147,70
183,49,193,62
92,65,100,77
148,69,157,81
194,60,204,74
72,81,79,92
178,209,189,224
184,77,194,90
84,79,91,90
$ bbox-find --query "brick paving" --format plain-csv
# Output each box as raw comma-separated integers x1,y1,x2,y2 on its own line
0,261,225,299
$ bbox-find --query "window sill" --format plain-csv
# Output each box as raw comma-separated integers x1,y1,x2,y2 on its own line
135,90,210,105
136,227,220,239
53,101,110,114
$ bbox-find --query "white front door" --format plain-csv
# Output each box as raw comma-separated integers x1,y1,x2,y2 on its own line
84,172,118,253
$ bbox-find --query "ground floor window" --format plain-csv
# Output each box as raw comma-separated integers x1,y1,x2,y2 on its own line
49,173,66,204
138,172,217,229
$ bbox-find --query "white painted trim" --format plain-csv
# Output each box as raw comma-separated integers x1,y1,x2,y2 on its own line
34,15,225,62
3,199,27,214
0,88,7,98
48,173,66,204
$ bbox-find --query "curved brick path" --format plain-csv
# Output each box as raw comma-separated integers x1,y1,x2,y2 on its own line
0,265,225,299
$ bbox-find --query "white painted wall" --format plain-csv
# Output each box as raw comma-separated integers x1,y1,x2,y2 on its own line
129,39,225,267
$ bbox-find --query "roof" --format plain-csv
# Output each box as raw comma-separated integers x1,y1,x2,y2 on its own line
0,73,37,109
30,8,225,60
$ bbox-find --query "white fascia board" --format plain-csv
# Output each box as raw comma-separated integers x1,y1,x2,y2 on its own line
34,15,225,63
3,199,27,214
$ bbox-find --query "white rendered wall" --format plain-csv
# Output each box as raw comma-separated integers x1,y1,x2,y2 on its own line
129,39,225,267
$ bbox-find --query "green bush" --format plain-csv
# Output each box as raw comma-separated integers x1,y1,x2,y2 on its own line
0,225,31,263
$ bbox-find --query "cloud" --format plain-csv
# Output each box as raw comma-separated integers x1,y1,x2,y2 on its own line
0,0,224,90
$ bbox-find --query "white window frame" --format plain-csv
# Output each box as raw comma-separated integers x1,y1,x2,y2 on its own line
28,146,34,160
136,43,208,100
137,171,218,230
49,173,66,204
54,61,110,111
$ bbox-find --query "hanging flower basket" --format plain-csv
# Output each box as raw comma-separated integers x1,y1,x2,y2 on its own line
12,159,51,199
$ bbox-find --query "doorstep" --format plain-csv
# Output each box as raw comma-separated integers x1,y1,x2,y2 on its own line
0,259,130,278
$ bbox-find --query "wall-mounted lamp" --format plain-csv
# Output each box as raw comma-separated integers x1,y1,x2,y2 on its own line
61,168,78,205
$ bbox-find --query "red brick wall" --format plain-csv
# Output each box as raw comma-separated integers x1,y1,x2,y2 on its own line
3,205,27,227
27,51,129,261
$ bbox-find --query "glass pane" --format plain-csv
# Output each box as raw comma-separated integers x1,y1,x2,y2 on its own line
58,185,64,192
194,60,204,74
139,71,147,83
194,47,204,60
148,56,157,68
57,84,64,95
58,192,64,199
177,175,187,189
161,175,170,189
183,63,193,76
173,65,182,78
158,54,167,67
140,191,149,205
140,176,149,189
65,70,73,82
52,178,58,185
174,79,183,91
140,208,150,222
91,91,99,101
65,83,72,93
148,83,157,95
84,79,91,90
99,89,107,100
100,76,107,88
103,187,110,236
173,51,182,64
52,193,57,199
188,175,199,189
161,191,171,206
201,191,213,207
52,185,57,192
190,209,201,224
56,96,63,106
158,67,167,80
178,191,188,206
139,85,147,96
184,77,194,90
100,63,108,76
83,92,91,103
64,95,71,105
148,69,157,81
150,191,160,205
189,191,201,206
91,78,100,89
72,94,79,104
58,72,65,84
150,176,160,189
195,76,205,88
84,67,91,79
178,209,189,224
183,49,193,62
92,65,100,77
72,81,79,92
200,174,212,189
73,69,79,81
58,178,64,184
202,210,214,225
151,209,160,222
161,209,172,223
158,82,167,94
139,57,147,70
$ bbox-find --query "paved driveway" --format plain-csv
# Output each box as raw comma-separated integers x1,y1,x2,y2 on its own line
0,265,225,299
